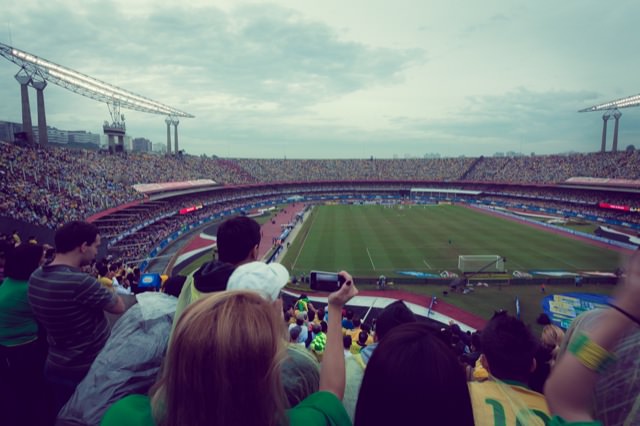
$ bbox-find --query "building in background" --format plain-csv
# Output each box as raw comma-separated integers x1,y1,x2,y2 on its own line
132,137,152,152
33,127,68,145
68,130,100,147
1,120,149,153
0,120,22,142
152,142,166,154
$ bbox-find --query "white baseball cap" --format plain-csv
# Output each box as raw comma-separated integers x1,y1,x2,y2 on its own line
227,261,290,301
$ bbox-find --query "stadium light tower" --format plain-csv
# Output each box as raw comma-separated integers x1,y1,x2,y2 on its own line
579,93,640,153
0,42,194,150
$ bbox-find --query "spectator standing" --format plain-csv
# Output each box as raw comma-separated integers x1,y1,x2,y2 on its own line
342,309,355,330
0,243,50,426
351,331,369,354
343,335,353,359
468,312,550,426
310,321,328,361
28,221,125,413
360,300,416,365
289,312,309,346
171,216,261,331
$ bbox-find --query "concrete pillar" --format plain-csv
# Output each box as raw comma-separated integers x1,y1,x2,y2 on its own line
173,119,179,154
32,80,48,147
165,118,172,154
612,110,622,153
600,113,610,153
15,74,33,144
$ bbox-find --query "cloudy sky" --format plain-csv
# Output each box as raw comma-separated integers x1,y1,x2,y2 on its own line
1,0,639,158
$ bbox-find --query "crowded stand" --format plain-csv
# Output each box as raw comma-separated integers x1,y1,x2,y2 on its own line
231,157,476,182
2,142,640,232
0,142,258,229
464,152,640,184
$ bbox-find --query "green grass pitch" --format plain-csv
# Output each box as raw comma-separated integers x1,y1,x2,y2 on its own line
280,204,622,277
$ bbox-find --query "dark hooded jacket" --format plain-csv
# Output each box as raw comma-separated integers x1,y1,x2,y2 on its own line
193,260,236,293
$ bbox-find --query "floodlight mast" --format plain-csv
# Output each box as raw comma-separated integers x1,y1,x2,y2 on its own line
579,93,639,153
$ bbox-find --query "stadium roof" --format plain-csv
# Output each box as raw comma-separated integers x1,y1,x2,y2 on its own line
0,42,194,118
579,93,640,112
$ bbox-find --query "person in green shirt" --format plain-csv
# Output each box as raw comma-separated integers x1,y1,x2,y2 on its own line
102,271,358,426
0,243,49,426
0,244,44,346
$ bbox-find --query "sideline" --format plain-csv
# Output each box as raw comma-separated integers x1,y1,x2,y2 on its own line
280,207,314,268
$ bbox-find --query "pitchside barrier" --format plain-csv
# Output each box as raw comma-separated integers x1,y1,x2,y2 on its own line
313,276,618,287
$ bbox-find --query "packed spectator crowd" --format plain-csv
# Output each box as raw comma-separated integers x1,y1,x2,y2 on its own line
2,142,639,229
232,157,476,182
1,217,639,426
464,151,640,183
0,143,258,228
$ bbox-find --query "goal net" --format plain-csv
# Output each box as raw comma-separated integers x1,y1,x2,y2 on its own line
458,255,505,273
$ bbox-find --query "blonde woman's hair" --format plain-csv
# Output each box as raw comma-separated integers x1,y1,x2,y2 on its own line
541,324,565,367
151,290,288,426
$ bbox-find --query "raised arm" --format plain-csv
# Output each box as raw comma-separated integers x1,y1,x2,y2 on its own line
319,271,358,399
545,251,640,422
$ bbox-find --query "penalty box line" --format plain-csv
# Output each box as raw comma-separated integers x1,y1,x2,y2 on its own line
366,247,439,271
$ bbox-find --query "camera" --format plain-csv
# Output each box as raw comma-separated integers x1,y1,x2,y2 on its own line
309,271,346,292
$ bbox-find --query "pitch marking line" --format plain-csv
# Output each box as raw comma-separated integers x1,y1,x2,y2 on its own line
423,259,433,270
291,211,316,270
542,253,581,271
366,247,376,271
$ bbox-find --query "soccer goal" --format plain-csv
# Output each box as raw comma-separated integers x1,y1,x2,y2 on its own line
458,255,505,273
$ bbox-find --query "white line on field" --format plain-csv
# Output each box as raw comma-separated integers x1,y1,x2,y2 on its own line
423,259,432,269
540,252,581,271
366,247,376,270
291,211,316,270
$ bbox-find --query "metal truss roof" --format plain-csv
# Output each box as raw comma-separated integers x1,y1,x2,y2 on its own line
579,93,640,112
0,42,194,118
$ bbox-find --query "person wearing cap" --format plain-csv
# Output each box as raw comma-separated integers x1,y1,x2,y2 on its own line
228,260,329,406
225,260,290,302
